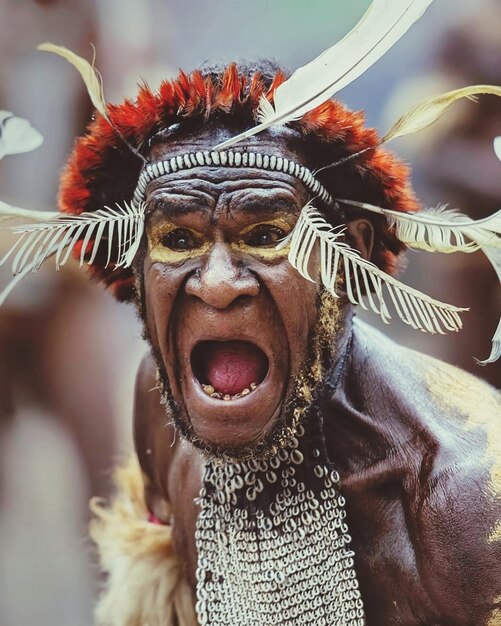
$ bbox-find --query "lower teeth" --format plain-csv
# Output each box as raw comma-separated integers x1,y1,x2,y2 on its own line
202,383,259,399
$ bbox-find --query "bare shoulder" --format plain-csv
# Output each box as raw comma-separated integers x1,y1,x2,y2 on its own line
353,323,501,622
416,430,501,624
419,359,500,620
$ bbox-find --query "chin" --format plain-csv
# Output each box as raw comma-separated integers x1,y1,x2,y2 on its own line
153,289,341,460
157,337,324,462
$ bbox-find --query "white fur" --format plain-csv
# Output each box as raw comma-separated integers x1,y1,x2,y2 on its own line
90,458,198,626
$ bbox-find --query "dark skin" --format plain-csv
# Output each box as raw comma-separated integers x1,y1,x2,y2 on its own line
134,126,501,625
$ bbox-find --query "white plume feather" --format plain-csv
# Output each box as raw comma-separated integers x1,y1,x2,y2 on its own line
338,199,501,253
337,199,501,363
317,88,501,176
38,43,109,122
0,265,34,307
0,201,146,277
286,205,466,335
0,112,43,159
477,246,501,364
214,0,434,150
494,137,501,162
382,85,501,144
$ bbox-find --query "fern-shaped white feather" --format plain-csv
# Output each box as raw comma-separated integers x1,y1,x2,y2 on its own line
337,198,501,363
0,200,59,223
214,0,434,150
287,205,466,335
0,201,146,276
0,243,61,307
338,199,501,252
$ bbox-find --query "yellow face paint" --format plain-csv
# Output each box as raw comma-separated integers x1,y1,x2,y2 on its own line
147,215,296,265
147,221,210,264
232,216,294,261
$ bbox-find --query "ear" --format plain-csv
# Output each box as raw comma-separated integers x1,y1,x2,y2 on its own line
344,218,374,261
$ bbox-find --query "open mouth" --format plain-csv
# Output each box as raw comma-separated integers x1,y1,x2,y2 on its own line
191,340,269,401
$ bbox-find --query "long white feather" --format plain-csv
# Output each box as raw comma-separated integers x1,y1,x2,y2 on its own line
382,85,501,143
0,265,34,306
287,205,467,335
316,89,501,176
0,201,146,277
0,200,59,223
477,246,501,364
0,112,43,159
214,0,434,150
38,43,109,122
337,198,501,362
338,199,501,252
494,137,501,162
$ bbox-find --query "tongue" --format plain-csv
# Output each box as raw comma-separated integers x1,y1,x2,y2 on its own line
199,341,267,395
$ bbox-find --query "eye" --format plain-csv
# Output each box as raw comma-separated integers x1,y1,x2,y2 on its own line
243,224,287,248
160,228,203,251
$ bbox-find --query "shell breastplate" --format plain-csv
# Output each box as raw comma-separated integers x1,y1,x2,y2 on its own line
194,425,365,626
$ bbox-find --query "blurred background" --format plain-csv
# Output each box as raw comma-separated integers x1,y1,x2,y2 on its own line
0,1,499,624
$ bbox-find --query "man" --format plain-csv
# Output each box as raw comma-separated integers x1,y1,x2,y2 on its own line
1,3,500,625
50,60,495,626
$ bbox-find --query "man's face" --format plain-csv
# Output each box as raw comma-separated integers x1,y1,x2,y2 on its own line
141,125,330,455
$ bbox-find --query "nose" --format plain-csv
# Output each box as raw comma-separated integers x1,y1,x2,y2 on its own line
185,243,259,309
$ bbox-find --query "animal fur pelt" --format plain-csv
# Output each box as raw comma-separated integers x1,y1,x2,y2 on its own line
90,457,197,626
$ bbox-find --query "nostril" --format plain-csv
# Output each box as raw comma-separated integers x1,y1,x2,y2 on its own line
186,266,259,308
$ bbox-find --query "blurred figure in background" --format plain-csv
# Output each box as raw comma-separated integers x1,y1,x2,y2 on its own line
0,0,116,504
0,2,145,625
424,3,501,386
382,1,501,386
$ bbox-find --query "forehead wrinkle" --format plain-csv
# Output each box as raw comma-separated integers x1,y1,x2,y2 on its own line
224,188,301,222
146,170,307,223
146,187,216,219
146,167,305,193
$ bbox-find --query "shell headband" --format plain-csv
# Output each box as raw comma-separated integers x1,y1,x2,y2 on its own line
1,0,501,364
133,151,333,208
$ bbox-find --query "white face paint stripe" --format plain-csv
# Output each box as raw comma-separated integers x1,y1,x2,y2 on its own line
132,150,334,207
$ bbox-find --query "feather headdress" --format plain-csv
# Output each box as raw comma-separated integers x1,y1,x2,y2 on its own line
1,0,501,362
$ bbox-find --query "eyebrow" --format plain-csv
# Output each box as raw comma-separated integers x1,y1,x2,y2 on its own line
147,195,299,219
